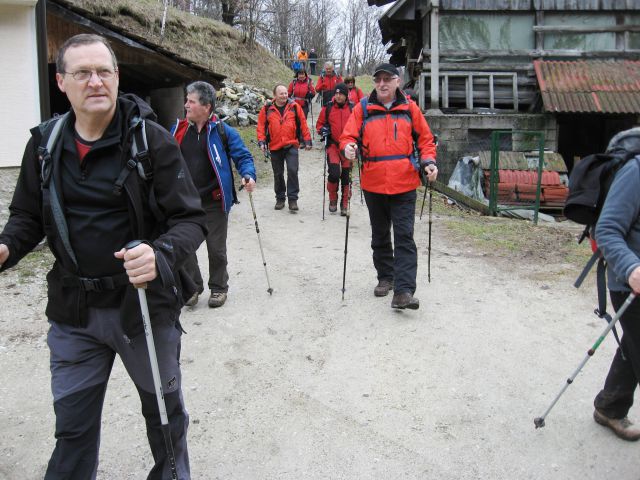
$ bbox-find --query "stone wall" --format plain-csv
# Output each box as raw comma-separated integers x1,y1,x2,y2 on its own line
424,112,558,183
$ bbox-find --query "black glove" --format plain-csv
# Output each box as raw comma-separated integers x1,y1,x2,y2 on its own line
306,92,315,100
320,126,331,139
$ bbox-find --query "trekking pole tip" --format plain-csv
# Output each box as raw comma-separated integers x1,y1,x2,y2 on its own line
533,417,545,429
267,287,273,295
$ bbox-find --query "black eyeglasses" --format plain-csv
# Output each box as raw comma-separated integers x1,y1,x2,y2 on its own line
63,68,117,82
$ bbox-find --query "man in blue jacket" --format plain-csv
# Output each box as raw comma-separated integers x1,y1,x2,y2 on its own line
172,81,256,308
593,128,640,441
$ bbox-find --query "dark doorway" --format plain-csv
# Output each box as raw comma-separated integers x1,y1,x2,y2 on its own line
557,114,636,172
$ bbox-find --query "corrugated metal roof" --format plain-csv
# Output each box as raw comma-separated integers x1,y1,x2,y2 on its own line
533,60,640,113
405,0,640,9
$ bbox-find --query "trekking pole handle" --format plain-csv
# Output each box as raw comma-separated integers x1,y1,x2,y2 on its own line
123,239,148,289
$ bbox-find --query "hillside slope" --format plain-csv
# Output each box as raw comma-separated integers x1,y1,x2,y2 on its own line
59,0,293,90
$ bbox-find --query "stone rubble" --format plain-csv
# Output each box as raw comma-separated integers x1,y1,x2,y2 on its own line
215,80,273,127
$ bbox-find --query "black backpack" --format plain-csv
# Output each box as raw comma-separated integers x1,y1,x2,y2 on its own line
564,128,640,350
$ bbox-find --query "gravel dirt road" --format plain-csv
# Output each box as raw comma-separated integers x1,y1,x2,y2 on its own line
1,139,639,479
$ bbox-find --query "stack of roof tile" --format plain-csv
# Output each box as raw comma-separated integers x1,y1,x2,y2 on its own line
483,170,568,205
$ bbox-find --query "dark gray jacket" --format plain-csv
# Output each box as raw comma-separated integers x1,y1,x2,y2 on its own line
596,156,640,292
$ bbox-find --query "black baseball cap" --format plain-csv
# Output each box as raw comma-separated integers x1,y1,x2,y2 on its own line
373,63,400,77
334,83,349,96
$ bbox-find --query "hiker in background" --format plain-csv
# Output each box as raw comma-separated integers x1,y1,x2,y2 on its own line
344,75,365,104
172,81,256,309
316,82,353,216
315,61,343,106
288,69,316,118
592,128,640,441
297,47,309,71
308,48,318,75
0,33,206,478
340,63,437,310
257,84,312,212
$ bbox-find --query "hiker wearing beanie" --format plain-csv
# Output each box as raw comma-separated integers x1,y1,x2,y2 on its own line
344,75,365,104
340,63,437,310
257,84,312,212
288,69,316,118
315,61,344,106
172,81,257,309
316,83,354,216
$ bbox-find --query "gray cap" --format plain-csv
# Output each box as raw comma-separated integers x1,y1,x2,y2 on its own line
606,127,640,157
373,63,400,77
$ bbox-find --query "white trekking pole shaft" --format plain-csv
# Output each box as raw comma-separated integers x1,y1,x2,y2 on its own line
125,240,178,479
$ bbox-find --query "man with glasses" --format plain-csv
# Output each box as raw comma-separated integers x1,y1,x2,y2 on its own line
340,63,437,310
0,34,206,478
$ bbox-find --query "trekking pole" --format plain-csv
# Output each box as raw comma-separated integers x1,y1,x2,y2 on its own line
428,182,433,283
341,174,353,301
123,240,178,480
322,134,328,221
251,140,270,163
240,178,274,295
534,291,637,429
356,149,364,205
309,100,315,141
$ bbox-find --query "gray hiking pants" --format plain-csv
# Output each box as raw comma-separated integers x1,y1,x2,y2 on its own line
45,307,190,480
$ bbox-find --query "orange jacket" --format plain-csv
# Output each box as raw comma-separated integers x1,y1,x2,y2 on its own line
256,100,312,151
339,89,436,195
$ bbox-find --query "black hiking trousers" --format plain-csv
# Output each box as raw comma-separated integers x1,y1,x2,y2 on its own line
364,189,418,295
45,308,190,479
594,290,640,419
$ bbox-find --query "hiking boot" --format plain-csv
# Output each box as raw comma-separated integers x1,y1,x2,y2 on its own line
329,200,338,213
340,205,347,216
374,279,393,297
208,292,227,308
289,199,299,211
185,292,199,307
275,199,285,210
594,409,640,441
391,292,420,310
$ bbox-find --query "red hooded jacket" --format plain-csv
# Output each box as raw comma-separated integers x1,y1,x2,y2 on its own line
339,89,436,195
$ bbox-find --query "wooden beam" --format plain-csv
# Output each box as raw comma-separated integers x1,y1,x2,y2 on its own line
432,181,490,216
532,25,640,33
425,48,640,58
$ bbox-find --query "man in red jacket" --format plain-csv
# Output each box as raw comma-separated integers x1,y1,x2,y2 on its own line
316,82,353,216
257,84,312,211
315,61,344,106
340,63,437,310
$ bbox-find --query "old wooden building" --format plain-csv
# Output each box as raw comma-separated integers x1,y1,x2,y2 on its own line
372,0,640,179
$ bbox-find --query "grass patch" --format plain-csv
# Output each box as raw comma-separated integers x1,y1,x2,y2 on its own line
441,214,593,269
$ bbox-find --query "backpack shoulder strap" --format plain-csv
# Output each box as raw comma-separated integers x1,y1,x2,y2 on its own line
37,113,78,268
113,117,150,196
217,120,230,159
325,100,332,124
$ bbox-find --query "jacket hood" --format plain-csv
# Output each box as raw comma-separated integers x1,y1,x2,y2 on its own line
117,93,158,124
607,127,640,160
